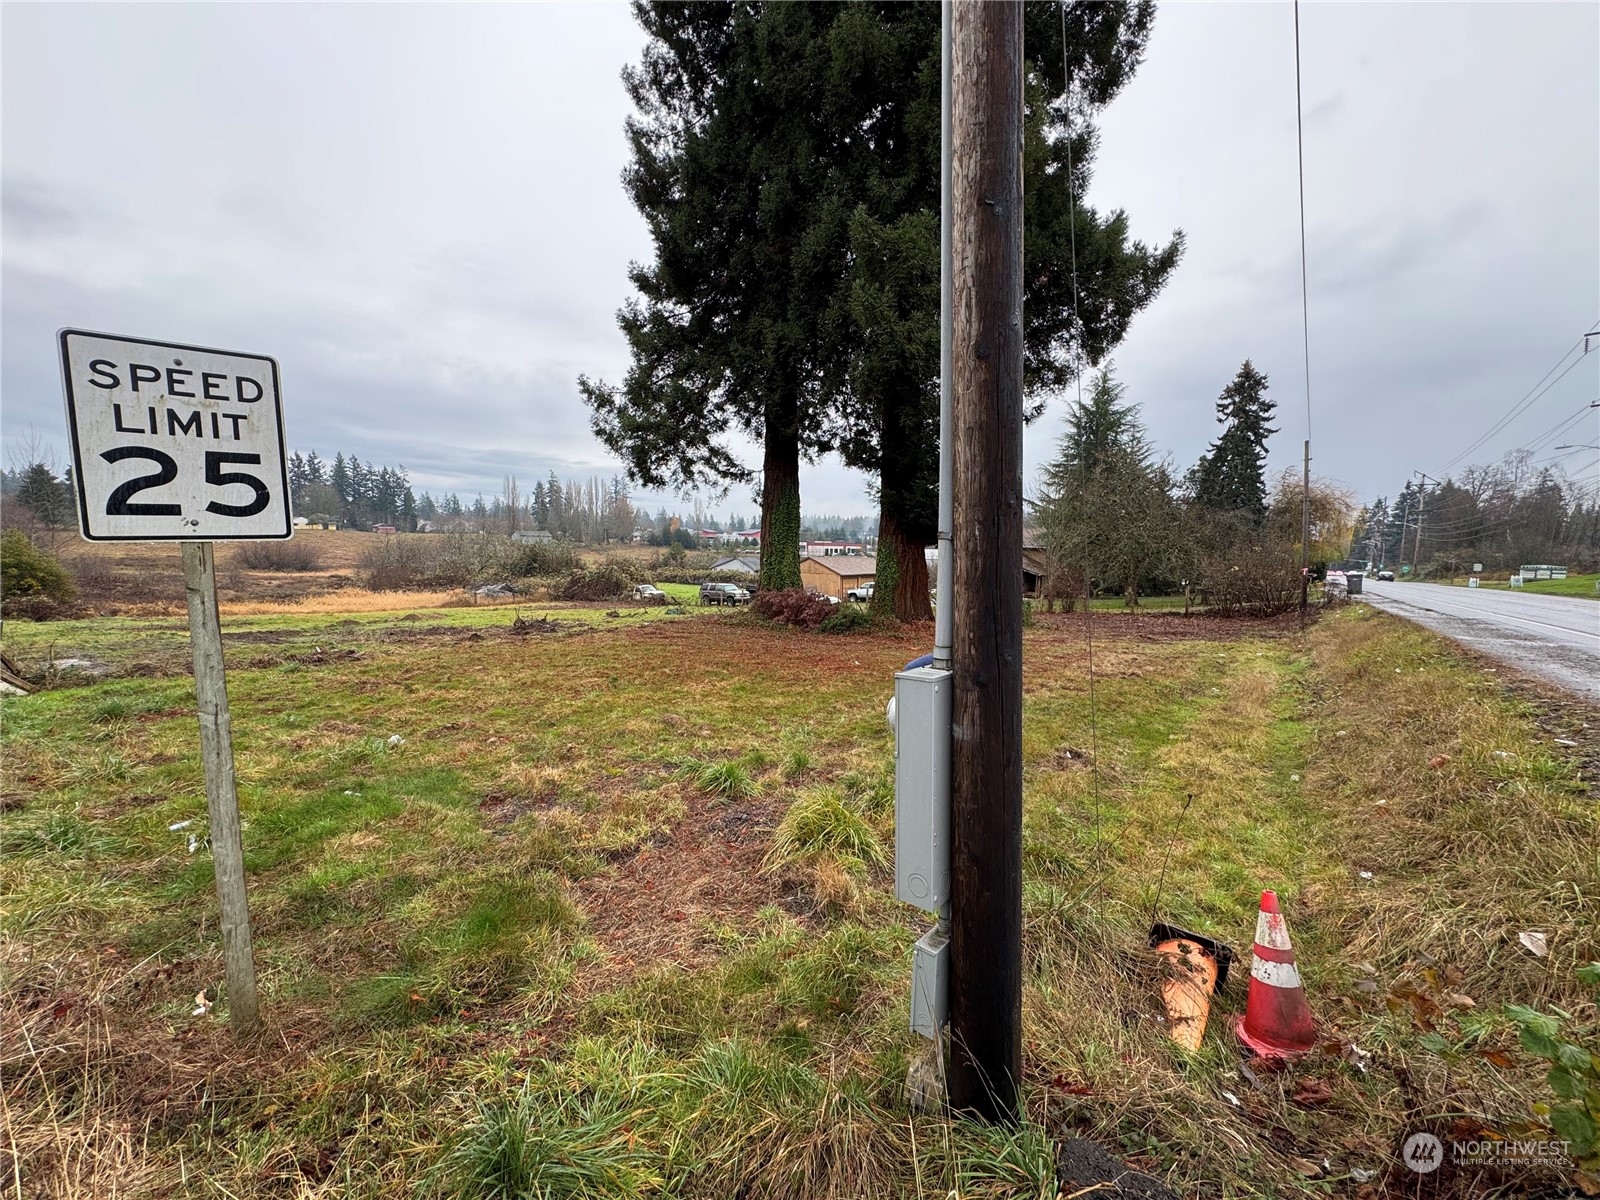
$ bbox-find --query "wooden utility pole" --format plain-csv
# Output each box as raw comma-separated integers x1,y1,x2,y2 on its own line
947,0,1024,1122
1411,472,1432,575
182,542,260,1034
1300,440,1311,622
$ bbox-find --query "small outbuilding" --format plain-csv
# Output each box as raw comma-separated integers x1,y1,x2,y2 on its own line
1022,528,1047,596
799,554,877,600
710,555,760,575
512,529,554,544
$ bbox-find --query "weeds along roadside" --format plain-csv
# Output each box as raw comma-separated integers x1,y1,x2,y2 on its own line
1,607,1595,1196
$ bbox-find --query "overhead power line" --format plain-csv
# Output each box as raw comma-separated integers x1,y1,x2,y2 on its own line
1436,324,1597,474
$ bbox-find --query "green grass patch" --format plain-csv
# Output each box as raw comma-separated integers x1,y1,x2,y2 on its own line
1441,571,1599,598
5,601,1594,1197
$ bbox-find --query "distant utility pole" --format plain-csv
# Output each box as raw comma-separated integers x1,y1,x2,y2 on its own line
1411,470,1437,575
1299,440,1311,622
948,0,1024,1122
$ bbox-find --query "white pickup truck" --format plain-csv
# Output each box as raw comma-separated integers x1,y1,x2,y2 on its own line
846,581,875,603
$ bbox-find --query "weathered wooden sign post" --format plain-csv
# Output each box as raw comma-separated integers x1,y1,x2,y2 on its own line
59,329,292,1035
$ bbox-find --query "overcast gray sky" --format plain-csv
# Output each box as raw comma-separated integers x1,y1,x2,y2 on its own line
4,2,1596,520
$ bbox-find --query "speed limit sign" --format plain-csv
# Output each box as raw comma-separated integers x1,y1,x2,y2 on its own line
59,329,291,541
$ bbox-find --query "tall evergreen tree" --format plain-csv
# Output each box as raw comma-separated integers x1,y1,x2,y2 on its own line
839,3,1180,620
585,1,1179,610
331,453,350,503
14,462,74,528
1191,360,1276,520
580,2,868,592
1033,366,1174,605
1042,365,1149,480
304,450,326,486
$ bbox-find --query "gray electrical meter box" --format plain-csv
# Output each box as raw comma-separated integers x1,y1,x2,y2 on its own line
893,665,951,913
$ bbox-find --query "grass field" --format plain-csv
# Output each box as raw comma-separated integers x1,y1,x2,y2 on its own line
1440,573,1600,599
3,602,1596,1197
35,526,718,614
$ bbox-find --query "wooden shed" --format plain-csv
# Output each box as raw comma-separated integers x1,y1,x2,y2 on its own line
799,555,877,600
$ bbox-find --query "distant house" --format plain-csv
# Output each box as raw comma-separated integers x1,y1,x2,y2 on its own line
802,541,867,557
799,555,876,600
513,529,554,544
372,524,398,535
925,533,1049,596
710,555,759,575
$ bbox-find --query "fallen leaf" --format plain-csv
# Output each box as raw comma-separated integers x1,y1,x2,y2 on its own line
1292,1078,1335,1107
1442,992,1476,1009
1518,931,1550,958
1049,1074,1092,1095
1481,1049,1515,1068
1428,754,1450,769
1290,1156,1322,1177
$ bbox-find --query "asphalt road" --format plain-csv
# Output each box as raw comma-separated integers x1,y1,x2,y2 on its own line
1359,579,1600,700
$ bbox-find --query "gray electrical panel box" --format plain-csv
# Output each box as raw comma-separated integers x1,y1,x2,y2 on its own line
910,924,949,1038
893,665,951,913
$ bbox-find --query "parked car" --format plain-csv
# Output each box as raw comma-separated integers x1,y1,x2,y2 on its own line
1376,570,1395,581
699,581,751,606
846,582,875,602
632,583,667,603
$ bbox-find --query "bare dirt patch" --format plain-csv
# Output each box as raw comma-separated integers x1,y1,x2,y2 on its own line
574,796,805,985
479,789,562,826
1033,607,1323,643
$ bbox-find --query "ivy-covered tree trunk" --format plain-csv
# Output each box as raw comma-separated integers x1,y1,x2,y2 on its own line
872,503,932,623
759,417,802,592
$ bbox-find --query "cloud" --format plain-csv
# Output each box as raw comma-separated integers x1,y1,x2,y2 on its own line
4,1,1596,527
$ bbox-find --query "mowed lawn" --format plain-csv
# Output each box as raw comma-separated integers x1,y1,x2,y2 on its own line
3,603,1595,1198
1442,572,1600,599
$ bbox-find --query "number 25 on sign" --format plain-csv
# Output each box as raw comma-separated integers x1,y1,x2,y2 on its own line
58,329,291,541
59,328,290,1036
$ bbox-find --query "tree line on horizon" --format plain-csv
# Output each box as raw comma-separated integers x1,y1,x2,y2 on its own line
1354,457,1598,577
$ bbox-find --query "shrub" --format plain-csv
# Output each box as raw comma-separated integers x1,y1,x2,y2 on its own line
232,540,322,571
753,588,834,630
357,533,582,591
558,561,645,601
1,530,75,606
358,537,431,591
818,603,872,634
1196,539,1301,617
503,540,579,577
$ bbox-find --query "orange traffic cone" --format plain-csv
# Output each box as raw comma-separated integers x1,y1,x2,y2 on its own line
1236,890,1316,1058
